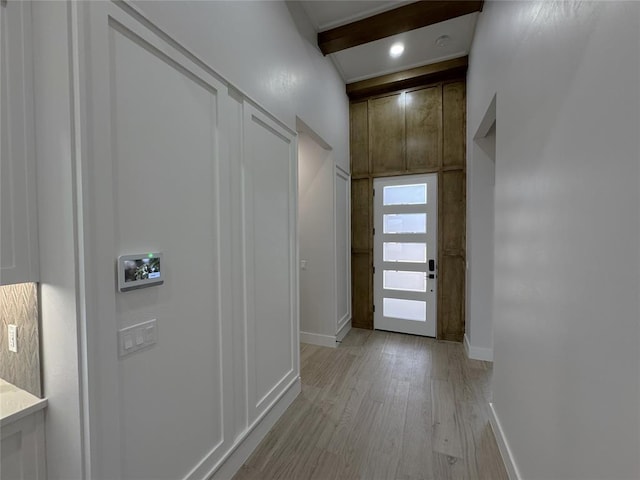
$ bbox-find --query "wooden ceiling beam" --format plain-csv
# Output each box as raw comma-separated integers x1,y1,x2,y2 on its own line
346,56,468,100
318,1,484,55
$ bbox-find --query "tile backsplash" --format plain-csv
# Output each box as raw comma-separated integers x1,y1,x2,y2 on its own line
0,283,41,397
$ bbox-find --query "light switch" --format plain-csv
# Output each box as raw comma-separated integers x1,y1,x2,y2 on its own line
118,319,157,357
8,325,17,353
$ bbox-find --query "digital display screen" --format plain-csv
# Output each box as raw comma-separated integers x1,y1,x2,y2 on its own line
123,257,161,283
118,253,164,292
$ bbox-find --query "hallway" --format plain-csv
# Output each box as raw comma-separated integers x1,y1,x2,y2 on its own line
234,329,508,480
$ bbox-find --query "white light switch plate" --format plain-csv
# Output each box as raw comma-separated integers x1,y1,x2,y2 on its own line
118,319,157,357
8,324,17,353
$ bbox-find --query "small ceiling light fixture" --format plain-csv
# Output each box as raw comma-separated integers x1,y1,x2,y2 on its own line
389,42,405,58
435,35,451,48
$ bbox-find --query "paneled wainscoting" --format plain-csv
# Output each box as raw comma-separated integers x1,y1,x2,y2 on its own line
234,328,508,480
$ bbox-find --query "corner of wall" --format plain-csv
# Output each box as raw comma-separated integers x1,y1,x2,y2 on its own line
463,333,493,362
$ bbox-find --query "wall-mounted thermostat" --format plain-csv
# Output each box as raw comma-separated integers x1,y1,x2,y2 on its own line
118,252,164,292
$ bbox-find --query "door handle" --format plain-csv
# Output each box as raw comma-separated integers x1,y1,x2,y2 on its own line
428,259,435,272
428,274,435,279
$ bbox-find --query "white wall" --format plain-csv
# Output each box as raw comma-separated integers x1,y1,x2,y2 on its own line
468,1,640,479
334,167,351,339
298,132,336,342
32,3,85,478
466,119,495,360
298,130,352,346
31,1,349,479
129,0,350,173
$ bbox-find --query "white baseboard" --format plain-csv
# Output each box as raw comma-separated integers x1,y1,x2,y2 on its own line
336,319,351,343
300,331,337,348
464,334,494,361
488,402,522,480
204,377,301,480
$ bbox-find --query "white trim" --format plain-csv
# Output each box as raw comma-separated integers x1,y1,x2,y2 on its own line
473,93,497,140
201,377,301,480
336,320,351,343
296,116,331,150
463,334,493,362
300,331,337,348
114,0,297,138
335,163,350,177
334,166,351,335
488,403,522,480
337,312,351,334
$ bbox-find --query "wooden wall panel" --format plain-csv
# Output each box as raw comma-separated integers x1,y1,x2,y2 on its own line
406,86,442,171
351,178,370,252
438,255,465,341
441,170,466,253
350,101,369,176
350,79,466,340
369,94,405,174
352,253,372,329
443,81,466,168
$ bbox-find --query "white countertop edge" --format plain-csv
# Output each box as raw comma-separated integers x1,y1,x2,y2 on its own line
0,397,48,428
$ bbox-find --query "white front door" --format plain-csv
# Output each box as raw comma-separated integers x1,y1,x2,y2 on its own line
373,174,437,337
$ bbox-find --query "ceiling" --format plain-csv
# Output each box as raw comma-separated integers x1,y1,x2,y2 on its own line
298,1,481,84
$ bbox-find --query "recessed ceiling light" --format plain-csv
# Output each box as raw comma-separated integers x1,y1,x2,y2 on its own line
435,35,451,48
389,42,404,58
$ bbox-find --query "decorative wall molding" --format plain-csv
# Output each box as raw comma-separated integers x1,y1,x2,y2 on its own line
192,378,301,480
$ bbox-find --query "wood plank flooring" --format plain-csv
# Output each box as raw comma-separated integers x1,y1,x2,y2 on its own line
233,328,508,480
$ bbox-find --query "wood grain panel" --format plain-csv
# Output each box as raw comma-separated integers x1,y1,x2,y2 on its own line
349,80,466,341
349,102,369,176
234,330,509,480
318,2,484,54
431,379,463,458
438,255,465,342
347,57,467,101
369,94,405,175
443,81,466,168
406,86,442,171
441,170,465,253
352,253,372,329
351,179,370,252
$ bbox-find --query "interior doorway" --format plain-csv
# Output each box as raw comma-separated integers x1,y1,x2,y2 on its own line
373,174,438,337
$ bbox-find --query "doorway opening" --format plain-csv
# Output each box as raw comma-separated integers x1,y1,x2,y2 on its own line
297,118,352,348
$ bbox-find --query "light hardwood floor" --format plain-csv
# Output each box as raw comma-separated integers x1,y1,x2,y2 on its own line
233,328,508,480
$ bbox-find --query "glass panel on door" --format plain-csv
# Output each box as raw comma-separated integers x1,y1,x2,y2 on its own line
383,184,427,205
383,242,427,263
383,213,427,234
383,270,426,292
383,298,427,322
